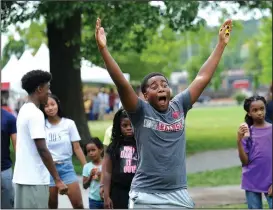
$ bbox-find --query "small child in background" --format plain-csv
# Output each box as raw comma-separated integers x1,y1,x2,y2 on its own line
237,96,272,209
83,138,104,209
102,108,137,209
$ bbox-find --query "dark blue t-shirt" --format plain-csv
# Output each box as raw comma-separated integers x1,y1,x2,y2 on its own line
265,100,272,124
1,108,17,171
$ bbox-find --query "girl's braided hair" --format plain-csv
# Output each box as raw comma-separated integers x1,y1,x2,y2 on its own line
243,95,267,151
243,95,266,127
107,108,135,158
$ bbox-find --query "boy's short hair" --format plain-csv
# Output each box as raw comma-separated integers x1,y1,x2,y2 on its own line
21,70,52,94
140,72,169,94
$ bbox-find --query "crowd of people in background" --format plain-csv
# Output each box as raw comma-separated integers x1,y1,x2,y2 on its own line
84,87,121,121
2,86,121,122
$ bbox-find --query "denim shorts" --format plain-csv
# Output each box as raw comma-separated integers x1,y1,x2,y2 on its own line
245,190,272,209
89,198,104,209
49,158,78,187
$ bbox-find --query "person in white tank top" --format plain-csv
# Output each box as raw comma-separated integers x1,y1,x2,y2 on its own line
41,94,87,208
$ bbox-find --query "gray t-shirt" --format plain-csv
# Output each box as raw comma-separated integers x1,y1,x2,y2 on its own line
127,89,192,193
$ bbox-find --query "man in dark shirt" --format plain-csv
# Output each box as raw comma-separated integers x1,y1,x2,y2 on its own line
265,84,272,124
1,108,17,208
265,100,272,123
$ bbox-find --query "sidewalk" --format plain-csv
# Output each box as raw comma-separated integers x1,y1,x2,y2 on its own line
189,185,245,208
186,148,240,174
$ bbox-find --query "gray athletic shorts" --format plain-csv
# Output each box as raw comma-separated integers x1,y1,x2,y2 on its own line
14,184,49,209
129,189,195,209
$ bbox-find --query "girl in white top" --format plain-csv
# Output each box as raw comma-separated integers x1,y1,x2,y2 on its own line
41,94,87,209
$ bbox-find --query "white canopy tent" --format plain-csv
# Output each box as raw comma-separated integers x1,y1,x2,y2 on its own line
1,54,29,111
1,53,29,94
32,43,50,71
2,44,130,94
1,54,18,76
1,55,19,92
80,60,130,84
30,43,130,84
14,50,36,83
2,44,131,112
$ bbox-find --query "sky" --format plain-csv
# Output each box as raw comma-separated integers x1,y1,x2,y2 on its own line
1,1,270,52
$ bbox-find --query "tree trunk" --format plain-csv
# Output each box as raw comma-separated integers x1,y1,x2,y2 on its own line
47,9,91,144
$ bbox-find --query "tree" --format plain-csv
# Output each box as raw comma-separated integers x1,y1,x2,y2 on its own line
242,16,272,89
113,51,162,83
183,9,248,91
217,11,244,70
243,36,262,92
139,25,183,78
258,16,272,84
42,2,90,142
236,1,272,13
1,36,25,67
17,20,47,54
1,1,204,143
185,56,202,82
184,23,225,90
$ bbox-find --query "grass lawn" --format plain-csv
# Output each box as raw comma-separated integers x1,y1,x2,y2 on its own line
185,105,244,154
88,120,112,141
88,105,245,155
214,202,269,209
188,166,270,209
187,166,241,187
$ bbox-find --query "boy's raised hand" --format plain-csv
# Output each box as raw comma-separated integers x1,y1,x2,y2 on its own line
218,19,232,45
94,17,139,113
95,18,107,50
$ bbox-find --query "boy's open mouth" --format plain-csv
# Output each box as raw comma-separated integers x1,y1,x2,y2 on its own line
158,96,167,104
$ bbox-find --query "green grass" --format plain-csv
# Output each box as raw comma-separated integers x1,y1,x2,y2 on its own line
185,106,244,154
187,166,270,209
88,105,245,155
187,166,241,187
214,202,269,209
88,120,112,141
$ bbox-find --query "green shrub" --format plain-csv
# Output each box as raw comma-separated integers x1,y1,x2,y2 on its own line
233,92,247,105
